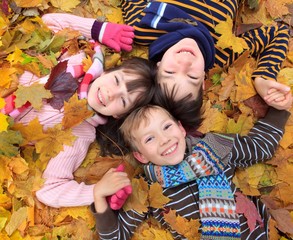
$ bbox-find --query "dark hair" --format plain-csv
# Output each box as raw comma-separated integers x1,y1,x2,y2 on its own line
96,57,157,156
152,83,204,132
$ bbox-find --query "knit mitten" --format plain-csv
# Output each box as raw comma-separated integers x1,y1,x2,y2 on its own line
91,21,134,52
107,164,132,210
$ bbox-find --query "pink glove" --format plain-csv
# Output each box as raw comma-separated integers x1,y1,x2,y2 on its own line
107,164,132,210
91,21,134,52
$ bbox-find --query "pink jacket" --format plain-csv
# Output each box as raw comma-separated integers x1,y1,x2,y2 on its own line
17,14,107,208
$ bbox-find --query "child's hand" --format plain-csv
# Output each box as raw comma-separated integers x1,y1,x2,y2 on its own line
264,89,292,110
99,23,134,52
107,164,132,210
93,167,131,213
254,78,292,110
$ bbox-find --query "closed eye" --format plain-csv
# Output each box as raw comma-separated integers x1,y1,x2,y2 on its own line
121,97,126,108
165,71,174,74
115,76,119,85
188,75,198,80
164,123,172,130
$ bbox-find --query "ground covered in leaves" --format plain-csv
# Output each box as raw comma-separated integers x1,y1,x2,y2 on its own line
0,0,293,239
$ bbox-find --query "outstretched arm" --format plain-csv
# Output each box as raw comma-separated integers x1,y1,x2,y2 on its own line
42,13,134,52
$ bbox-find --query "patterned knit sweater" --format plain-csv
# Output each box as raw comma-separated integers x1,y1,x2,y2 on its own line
91,108,290,240
121,0,289,81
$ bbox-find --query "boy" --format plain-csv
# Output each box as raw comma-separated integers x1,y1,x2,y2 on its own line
91,101,291,239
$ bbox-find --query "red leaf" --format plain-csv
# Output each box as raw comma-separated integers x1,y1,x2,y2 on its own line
45,60,79,110
235,191,264,232
243,94,269,118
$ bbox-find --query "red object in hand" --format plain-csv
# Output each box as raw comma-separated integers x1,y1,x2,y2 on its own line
107,164,132,210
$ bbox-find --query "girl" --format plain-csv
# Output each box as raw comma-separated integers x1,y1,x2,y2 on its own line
1,16,156,208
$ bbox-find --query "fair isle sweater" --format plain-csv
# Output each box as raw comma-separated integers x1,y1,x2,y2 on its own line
121,0,289,81
91,108,290,240
14,17,106,208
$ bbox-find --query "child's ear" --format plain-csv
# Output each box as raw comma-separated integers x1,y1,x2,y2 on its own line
202,80,205,90
133,152,149,164
156,61,161,67
178,121,186,137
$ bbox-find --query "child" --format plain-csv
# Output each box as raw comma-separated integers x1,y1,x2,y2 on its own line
120,0,292,128
91,101,291,239
1,16,156,208
41,3,292,129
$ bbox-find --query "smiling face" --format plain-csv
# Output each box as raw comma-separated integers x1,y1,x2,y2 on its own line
87,69,141,118
131,107,187,166
157,38,205,101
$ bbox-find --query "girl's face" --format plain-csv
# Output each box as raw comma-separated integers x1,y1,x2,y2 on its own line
87,69,141,117
157,38,205,101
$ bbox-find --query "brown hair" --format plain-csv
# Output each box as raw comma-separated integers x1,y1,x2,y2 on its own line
120,105,176,151
96,57,157,156
104,57,157,117
152,83,204,132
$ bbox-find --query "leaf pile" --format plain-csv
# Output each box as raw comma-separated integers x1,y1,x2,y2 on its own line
0,0,293,239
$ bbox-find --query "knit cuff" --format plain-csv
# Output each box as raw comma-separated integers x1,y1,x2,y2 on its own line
264,107,291,131
91,21,106,42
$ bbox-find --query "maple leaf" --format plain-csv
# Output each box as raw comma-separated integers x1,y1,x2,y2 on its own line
0,130,23,157
243,94,269,118
14,83,52,110
14,0,42,8
45,61,79,110
50,0,81,12
269,208,293,236
35,123,76,164
164,209,201,240
215,16,248,53
0,113,9,132
124,177,149,214
0,67,17,89
235,191,264,232
149,183,171,208
12,118,48,146
5,207,27,236
226,114,254,135
62,94,94,129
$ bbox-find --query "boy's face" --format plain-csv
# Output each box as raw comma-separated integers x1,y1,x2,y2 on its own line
157,38,205,101
87,69,141,117
132,108,187,166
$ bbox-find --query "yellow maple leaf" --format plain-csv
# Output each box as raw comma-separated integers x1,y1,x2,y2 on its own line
0,114,9,133
54,206,95,228
226,114,254,135
215,16,248,54
0,15,9,36
14,0,42,7
198,100,228,133
35,124,76,164
124,177,149,213
149,182,171,208
5,207,27,236
164,209,201,240
6,47,24,65
0,67,17,89
62,93,94,129
12,118,48,145
8,156,29,175
50,0,80,12
14,83,52,110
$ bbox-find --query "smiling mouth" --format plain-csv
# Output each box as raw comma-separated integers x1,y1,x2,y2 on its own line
162,144,177,156
178,50,194,56
98,88,106,106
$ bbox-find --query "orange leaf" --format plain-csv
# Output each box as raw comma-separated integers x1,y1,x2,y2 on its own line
149,182,171,208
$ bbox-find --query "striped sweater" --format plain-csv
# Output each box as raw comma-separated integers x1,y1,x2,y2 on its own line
121,0,289,81
91,107,291,240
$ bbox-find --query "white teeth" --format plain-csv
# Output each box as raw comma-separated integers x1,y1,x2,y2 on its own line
179,51,192,54
163,145,176,156
98,90,105,106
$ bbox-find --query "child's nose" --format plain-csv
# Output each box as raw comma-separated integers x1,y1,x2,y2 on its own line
108,88,123,101
159,134,170,146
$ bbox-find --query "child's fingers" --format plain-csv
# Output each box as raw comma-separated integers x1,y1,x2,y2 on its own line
264,91,285,102
267,82,291,94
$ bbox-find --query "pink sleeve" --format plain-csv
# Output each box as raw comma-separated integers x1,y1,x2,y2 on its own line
41,13,96,39
35,122,97,208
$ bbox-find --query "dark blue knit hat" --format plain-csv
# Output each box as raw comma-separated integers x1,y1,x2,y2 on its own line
141,2,215,71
